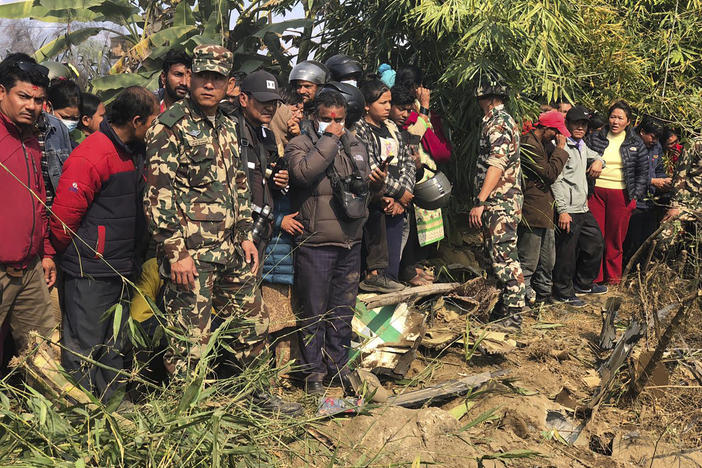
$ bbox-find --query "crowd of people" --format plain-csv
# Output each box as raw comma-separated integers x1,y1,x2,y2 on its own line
0,44,700,414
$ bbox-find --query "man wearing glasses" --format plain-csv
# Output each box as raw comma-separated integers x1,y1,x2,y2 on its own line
0,53,58,352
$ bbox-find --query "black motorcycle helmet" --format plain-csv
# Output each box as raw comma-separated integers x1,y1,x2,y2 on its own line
324,54,363,83
319,81,366,127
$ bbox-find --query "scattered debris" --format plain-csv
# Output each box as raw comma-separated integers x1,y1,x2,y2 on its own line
587,319,644,409
544,410,585,444
317,396,365,417
632,350,669,397
598,296,622,351
553,387,578,411
348,368,390,403
628,296,698,398
386,370,509,408
351,301,425,378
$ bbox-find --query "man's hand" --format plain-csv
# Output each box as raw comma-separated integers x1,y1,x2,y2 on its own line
42,257,56,288
241,240,259,275
287,117,301,136
382,197,395,214
469,205,484,228
325,121,345,137
368,167,386,192
588,160,604,179
555,134,567,149
558,212,573,233
662,207,681,222
416,86,431,110
281,212,304,236
171,255,198,290
399,189,414,208
272,168,289,189
651,177,672,191
390,203,405,216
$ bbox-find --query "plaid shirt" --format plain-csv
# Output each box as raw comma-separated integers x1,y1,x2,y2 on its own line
354,119,415,198
35,113,54,207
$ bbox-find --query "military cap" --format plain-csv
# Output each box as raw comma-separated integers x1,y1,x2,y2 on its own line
192,44,233,76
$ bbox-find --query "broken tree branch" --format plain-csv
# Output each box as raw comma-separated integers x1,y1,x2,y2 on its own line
628,293,700,399
385,369,509,408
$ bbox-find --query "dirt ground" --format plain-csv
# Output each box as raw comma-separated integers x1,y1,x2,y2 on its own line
283,234,702,467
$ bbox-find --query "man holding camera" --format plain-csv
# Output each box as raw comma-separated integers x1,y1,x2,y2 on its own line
285,90,385,394
230,70,289,258
144,46,300,415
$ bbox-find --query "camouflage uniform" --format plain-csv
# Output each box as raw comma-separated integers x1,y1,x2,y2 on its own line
659,137,702,243
144,45,268,374
475,104,526,309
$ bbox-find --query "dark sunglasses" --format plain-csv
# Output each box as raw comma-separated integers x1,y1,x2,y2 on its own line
15,61,50,77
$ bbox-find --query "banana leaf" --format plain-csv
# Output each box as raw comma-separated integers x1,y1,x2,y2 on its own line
32,27,103,62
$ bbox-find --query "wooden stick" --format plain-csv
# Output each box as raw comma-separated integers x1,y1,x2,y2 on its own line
361,282,461,309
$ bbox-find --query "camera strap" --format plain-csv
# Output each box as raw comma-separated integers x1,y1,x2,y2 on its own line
237,112,273,213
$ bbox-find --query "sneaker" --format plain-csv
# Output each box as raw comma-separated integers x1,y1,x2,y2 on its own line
359,273,405,293
574,284,608,296
253,390,304,416
534,295,552,305
553,295,586,307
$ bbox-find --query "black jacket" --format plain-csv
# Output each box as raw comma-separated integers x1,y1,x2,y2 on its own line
586,126,649,201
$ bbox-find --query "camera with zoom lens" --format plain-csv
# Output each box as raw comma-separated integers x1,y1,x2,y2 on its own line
342,174,368,197
252,204,275,244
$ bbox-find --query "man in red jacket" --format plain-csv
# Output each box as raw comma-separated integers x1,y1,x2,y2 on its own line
50,86,158,400
0,53,58,353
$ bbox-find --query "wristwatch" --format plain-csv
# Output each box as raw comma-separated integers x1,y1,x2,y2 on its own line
473,196,486,207
419,106,430,116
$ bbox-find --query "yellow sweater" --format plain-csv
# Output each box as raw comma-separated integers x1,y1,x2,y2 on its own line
596,131,626,190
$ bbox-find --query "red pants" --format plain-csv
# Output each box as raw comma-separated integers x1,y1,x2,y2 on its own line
588,186,636,284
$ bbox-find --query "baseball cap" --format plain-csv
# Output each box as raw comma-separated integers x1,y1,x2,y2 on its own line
565,105,592,123
240,70,282,103
191,44,232,76
537,110,571,138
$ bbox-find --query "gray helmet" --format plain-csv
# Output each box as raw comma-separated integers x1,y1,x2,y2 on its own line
39,61,77,81
325,54,363,82
413,169,452,210
319,81,365,126
289,60,329,85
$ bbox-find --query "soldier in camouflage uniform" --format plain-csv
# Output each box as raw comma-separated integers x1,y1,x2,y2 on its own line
659,136,702,244
144,45,301,415
468,78,526,332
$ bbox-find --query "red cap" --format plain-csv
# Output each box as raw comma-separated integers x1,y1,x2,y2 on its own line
537,110,571,138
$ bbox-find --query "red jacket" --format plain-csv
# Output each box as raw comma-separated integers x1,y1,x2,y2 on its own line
0,112,54,267
50,123,143,277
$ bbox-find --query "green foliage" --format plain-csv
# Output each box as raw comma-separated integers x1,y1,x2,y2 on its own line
0,0,312,101
319,0,702,200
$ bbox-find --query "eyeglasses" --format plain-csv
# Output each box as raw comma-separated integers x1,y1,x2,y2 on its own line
15,61,50,77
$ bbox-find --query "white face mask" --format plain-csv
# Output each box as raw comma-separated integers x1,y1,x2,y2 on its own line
317,120,331,135
340,79,357,87
60,118,79,132
317,120,345,136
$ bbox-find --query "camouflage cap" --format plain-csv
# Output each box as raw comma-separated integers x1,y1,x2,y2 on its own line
192,44,233,76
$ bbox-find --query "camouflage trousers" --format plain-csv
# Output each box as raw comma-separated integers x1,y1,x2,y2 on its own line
162,259,269,377
481,206,526,309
